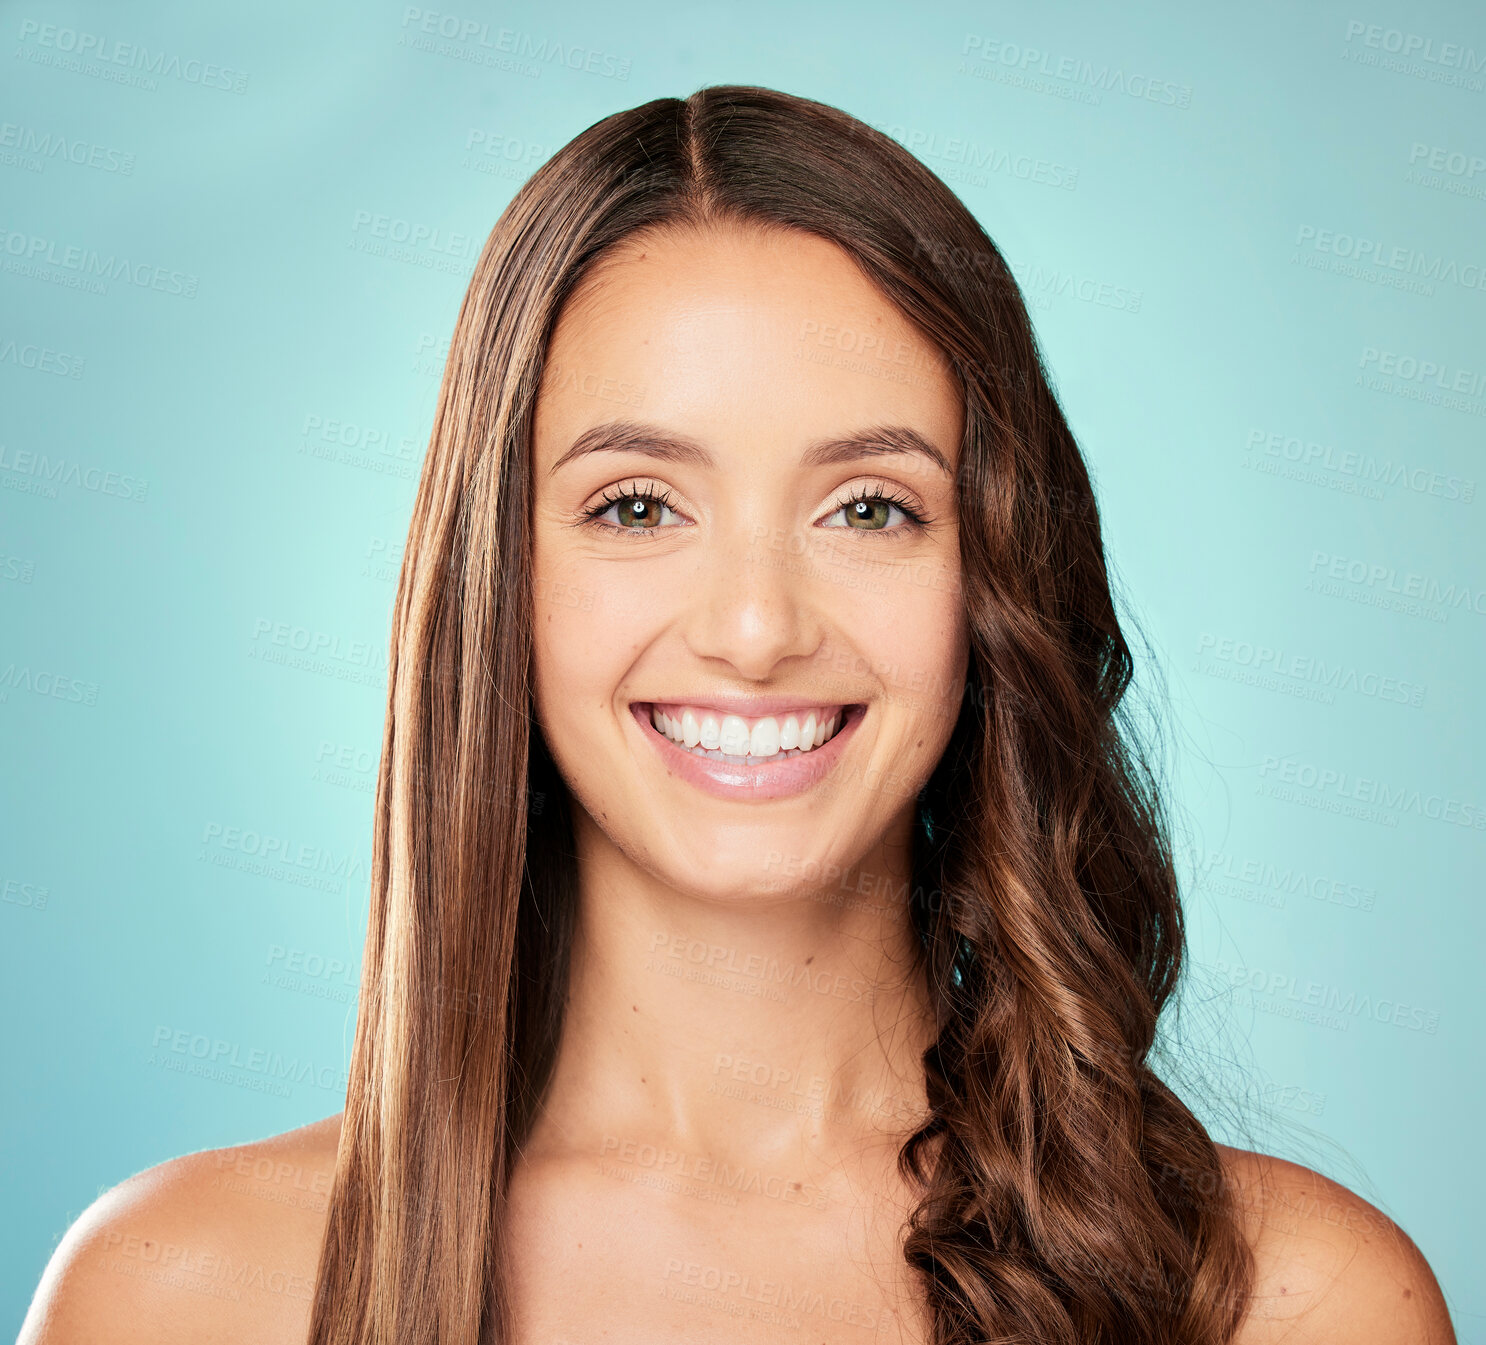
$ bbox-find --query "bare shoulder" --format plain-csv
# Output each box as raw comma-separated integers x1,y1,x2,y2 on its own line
1216,1144,1456,1344
17,1112,344,1345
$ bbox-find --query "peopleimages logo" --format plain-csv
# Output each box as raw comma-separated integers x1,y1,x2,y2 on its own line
0,338,85,378
1245,428,1475,504
248,617,389,689
0,444,148,502
149,1026,351,1092
1195,631,1427,707
646,932,876,1005
349,210,473,259
397,7,632,80
0,664,99,707
1257,756,1486,831
0,227,198,298
16,20,250,93
1358,346,1486,396
1003,254,1143,313
1191,846,1377,913
1405,143,1486,202
1307,550,1486,617
1344,20,1486,68
1407,142,1486,179
865,119,1079,191
958,34,1193,107
599,1135,828,1210
662,1260,883,1331
1356,345,1486,418
1205,959,1440,1035
0,122,136,174
1294,224,1486,295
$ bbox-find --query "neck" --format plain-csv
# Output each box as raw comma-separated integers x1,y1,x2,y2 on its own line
530,805,939,1171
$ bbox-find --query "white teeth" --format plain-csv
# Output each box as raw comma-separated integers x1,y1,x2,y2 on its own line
647,704,849,761
749,718,779,757
718,715,750,755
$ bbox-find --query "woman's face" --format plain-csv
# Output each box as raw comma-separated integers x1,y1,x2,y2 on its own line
530,221,968,902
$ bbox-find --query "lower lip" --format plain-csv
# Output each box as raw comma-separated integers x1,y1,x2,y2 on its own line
630,703,866,801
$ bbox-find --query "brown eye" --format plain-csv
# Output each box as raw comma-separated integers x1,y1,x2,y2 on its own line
614,495,662,528
844,499,892,530
821,487,926,533
582,484,686,532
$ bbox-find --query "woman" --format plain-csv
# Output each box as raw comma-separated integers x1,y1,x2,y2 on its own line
21,85,1453,1345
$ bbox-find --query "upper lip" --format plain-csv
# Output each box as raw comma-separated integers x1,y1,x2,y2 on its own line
634,695,863,717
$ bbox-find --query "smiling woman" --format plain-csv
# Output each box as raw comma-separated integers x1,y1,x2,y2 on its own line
19,84,1453,1345
530,220,967,854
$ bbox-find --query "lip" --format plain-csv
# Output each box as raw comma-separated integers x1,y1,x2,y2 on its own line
629,701,866,801
640,693,856,718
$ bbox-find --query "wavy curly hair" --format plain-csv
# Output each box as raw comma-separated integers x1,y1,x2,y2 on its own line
305,83,1254,1345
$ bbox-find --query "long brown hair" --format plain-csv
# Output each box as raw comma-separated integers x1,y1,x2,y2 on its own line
306,84,1254,1344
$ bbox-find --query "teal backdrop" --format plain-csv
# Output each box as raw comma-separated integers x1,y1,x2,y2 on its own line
2,0,1482,1335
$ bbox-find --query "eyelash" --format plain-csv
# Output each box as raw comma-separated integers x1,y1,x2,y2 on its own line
829,483,930,532
579,479,687,534
577,479,930,537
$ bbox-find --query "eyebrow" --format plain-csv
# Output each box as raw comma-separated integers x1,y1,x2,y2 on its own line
548,419,954,478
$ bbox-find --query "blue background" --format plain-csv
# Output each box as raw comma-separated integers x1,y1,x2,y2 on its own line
2,0,1481,1336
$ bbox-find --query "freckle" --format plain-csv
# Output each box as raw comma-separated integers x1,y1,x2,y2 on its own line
1404,1289,1413,1299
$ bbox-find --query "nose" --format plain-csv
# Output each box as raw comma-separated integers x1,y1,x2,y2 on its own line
681,517,827,681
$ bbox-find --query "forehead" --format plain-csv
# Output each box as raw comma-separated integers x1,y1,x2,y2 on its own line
533,222,962,468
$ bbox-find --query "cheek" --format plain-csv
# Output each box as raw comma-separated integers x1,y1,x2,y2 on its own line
824,554,966,718
530,560,658,741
